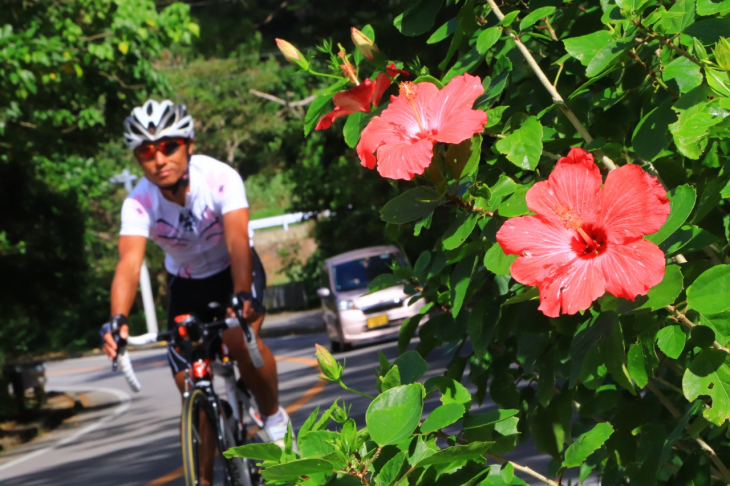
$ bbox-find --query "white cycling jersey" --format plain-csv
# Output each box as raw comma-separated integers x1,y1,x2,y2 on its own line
120,155,248,278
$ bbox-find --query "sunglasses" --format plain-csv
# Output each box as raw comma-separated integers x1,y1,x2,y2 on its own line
135,138,186,160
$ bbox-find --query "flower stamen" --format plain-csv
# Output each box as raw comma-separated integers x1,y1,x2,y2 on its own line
399,82,425,132
554,203,596,248
338,51,360,86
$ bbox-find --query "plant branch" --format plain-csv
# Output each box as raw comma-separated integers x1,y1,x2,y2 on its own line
485,0,618,171
337,380,376,400
393,467,415,486
636,23,702,67
486,452,560,486
446,194,493,217
543,18,558,41
665,305,730,354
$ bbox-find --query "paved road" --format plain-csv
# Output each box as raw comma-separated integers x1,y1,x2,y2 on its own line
0,332,595,485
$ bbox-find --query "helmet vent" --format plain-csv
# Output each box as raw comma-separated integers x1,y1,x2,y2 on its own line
146,102,154,116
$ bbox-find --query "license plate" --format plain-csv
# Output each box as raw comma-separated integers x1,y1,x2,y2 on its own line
367,314,389,329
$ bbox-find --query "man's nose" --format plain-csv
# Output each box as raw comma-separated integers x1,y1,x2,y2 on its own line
154,150,166,166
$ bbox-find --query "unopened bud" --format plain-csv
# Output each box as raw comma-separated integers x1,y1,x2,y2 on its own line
351,28,379,61
715,37,730,72
315,344,343,381
275,38,309,70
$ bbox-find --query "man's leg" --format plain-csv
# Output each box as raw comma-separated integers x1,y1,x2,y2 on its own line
221,314,279,416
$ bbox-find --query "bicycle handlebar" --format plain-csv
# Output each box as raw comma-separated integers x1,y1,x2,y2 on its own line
113,315,264,393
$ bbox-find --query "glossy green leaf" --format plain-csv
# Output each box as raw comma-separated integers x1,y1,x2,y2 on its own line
366,384,424,446
563,31,614,66
663,57,703,93
413,75,445,89
443,212,480,250
399,314,424,354
298,430,339,458
380,187,443,224
484,243,517,275
451,254,477,317
427,18,458,44
500,11,519,27
697,0,730,16
646,184,696,244
343,112,364,148
700,311,730,348
519,7,555,30
304,78,349,136
691,325,716,348
425,376,472,409
586,40,633,77
378,452,405,486
656,324,687,359
420,402,466,433
367,273,403,293
660,225,718,256
223,442,283,461
632,101,677,161
476,27,502,54
394,0,444,36
707,68,730,97
570,313,615,387
261,458,333,481
633,265,684,312
685,19,730,45
688,265,730,314
443,48,483,83
393,350,428,384
562,423,614,468
693,173,730,223
682,349,730,425
416,441,494,467
495,116,543,170
378,365,402,393
600,319,635,394
628,344,649,388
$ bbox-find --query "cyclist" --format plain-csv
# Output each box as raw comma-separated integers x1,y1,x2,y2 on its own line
100,99,291,448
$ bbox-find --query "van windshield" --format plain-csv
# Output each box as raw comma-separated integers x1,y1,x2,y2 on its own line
333,253,403,292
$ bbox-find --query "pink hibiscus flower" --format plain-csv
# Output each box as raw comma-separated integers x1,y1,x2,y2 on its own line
356,73,488,180
316,63,408,131
496,148,670,317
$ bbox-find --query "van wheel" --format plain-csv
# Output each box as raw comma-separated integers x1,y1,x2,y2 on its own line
330,340,342,353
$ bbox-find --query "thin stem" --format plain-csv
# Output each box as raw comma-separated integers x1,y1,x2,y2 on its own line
628,48,674,94
446,193,494,217
636,23,702,67
338,380,376,400
486,452,560,486
307,69,343,80
664,305,730,354
543,17,558,41
393,467,416,486
484,0,617,171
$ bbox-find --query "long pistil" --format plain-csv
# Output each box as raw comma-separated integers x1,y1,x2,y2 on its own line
399,82,425,132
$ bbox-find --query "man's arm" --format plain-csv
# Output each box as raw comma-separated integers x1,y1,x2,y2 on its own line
102,235,146,359
223,208,257,318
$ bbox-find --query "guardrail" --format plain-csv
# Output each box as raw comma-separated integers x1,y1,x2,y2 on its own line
248,210,332,240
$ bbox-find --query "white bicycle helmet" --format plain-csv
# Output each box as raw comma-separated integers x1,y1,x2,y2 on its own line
123,99,194,150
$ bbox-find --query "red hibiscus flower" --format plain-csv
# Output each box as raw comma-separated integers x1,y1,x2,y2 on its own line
316,63,408,131
356,74,488,180
496,148,670,317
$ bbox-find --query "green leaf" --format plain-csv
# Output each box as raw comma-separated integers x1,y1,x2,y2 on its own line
303,79,350,136
443,48,484,83
659,224,718,256
413,75,445,89
378,365,402,393
367,273,403,294
519,7,556,30
693,173,730,224
443,213,480,250
393,350,429,384
261,458,333,481
500,11,519,27
378,452,405,486
451,254,477,317
697,0,730,16
632,101,677,161
628,344,649,388
691,325,716,348
586,40,633,77
600,319,635,394
656,324,687,359
700,311,730,348
425,376,473,409
563,31,614,66
486,106,509,128
380,187,443,224
570,313,615,387
476,27,502,54
366,384,424,446
469,298,501,357
684,18,730,45
427,18,459,44
706,67,730,97
118,41,129,54
562,423,614,468
683,349,730,425
399,314,424,354
688,265,730,314
420,402,466,433
416,441,494,467
645,184,696,244
616,0,649,11
395,0,444,36
498,186,530,217
500,462,515,483
299,430,339,458
223,442,283,461
495,116,543,170
484,243,517,275
655,0,695,34
343,112,364,148
633,265,684,312
663,57,703,93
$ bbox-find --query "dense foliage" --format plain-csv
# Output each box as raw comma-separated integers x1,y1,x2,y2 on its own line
226,0,730,484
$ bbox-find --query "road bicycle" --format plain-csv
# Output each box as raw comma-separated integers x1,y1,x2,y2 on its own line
112,296,266,486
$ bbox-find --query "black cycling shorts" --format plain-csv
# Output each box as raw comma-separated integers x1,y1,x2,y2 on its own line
165,248,266,375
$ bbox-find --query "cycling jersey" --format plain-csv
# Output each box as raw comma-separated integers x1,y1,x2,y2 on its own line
120,155,248,278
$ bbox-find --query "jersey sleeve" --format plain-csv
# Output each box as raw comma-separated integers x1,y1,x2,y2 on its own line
120,196,151,237
216,162,249,214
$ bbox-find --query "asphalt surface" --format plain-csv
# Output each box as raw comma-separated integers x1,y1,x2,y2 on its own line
0,327,597,486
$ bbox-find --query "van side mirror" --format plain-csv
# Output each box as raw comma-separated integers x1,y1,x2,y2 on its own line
316,288,331,298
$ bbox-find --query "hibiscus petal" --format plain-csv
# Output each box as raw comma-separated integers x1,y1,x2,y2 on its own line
385,62,409,78
535,257,605,317
598,164,670,243
357,116,413,170
497,215,576,286
595,239,666,301
333,79,375,112
428,74,487,144
316,107,348,130
375,137,434,180
372,73,391,107
526,147,603,223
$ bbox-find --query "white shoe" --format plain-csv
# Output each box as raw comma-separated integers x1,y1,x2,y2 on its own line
263,406,295,450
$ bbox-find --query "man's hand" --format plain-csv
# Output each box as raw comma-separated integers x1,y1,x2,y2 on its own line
227,299,260,322
102,324,129,360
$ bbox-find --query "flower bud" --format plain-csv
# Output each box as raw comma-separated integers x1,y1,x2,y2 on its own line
351,28,379,61
715,38,730,72
275,38,309,70
315,344,343,381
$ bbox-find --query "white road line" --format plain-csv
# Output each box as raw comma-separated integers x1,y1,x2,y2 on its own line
0,386,131,474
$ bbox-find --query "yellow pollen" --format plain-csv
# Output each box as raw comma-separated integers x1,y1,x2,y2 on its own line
338,51,359,85
399,82,425,132
554,203,594,248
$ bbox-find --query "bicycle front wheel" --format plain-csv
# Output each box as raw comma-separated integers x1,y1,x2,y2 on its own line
181,389,249,486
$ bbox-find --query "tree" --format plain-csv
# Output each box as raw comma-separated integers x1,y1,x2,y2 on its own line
228,0,730,484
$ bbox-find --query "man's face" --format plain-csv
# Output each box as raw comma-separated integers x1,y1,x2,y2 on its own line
134,138,194,188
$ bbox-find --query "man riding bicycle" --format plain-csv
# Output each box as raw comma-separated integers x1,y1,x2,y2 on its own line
100,100,291,450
